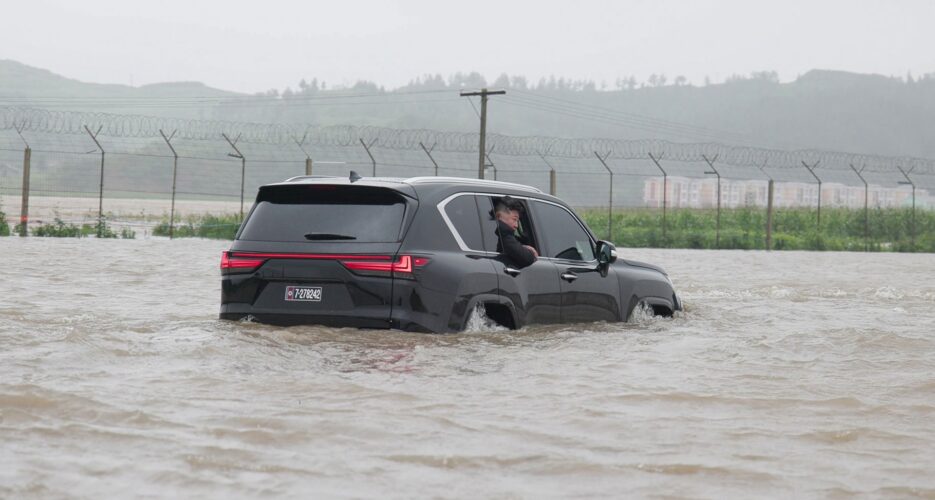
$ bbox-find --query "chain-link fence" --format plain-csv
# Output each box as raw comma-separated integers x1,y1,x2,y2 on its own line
1,108,933,250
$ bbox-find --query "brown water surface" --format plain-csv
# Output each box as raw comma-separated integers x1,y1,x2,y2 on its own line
1,239,934,498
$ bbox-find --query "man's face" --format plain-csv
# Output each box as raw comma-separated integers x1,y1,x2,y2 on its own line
497,209,520,231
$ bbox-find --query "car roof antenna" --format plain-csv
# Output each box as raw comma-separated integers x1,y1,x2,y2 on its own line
349,170,362,183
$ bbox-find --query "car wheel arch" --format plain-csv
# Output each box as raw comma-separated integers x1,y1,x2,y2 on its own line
626,294,675,321
458,294,519,331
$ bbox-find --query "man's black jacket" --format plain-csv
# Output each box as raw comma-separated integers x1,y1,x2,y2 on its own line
495,220,537,268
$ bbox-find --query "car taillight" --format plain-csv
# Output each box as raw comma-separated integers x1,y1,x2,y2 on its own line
339,255,429,279
219,252,429,278
220,251,266,272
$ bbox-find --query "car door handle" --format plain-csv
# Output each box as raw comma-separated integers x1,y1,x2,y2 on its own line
561,272,578,282
504,267,522,277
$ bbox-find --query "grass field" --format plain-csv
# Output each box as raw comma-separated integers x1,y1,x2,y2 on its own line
7,205,934,253
579,207,935,252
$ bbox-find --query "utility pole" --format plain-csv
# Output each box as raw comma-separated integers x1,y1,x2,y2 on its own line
460,88,505,179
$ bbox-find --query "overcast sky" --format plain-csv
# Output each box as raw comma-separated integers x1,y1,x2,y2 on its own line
2,0,933,93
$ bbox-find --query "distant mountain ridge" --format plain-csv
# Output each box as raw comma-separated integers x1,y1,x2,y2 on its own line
0,59,238,98
2,59,933,159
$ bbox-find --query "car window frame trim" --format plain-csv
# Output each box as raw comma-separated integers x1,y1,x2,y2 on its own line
437,191,599,264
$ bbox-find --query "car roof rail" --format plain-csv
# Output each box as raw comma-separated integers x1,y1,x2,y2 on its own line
283,175,412,183
282,175,341,182
403,176,543,193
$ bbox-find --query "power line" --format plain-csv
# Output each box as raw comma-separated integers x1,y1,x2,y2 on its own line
499,94,758,146
0,88,453,102
0,97,462,111
511,89,755,144
2,106,933,175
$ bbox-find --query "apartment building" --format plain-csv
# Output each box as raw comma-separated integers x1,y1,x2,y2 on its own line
643,177,928,209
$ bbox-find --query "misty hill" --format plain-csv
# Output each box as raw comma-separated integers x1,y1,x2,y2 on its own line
0,59,239,120
2,59,934,159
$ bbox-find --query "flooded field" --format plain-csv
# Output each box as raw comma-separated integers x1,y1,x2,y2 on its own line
1,239,934,498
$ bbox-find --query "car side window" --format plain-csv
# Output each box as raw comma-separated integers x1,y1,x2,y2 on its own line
475,195,501,253
442,194,484,251
532,201,596,261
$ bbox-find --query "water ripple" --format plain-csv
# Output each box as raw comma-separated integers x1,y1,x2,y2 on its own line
1,240,934,497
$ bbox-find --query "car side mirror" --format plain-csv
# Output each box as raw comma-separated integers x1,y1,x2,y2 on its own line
596,240,617,266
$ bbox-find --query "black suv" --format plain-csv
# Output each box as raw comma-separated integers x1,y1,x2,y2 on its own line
220,175,681,332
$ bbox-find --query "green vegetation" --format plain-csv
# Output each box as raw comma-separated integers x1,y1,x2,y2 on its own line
152,214,242,240
34,218,82,237
145,207,934,253
31,218,136,238
0,210,9,236
580,207,935,253
88,221,118,238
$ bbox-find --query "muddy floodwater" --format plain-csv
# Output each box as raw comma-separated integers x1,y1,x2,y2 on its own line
1,239,934,499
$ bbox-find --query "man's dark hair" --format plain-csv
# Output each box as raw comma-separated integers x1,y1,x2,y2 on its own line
494,196,524,216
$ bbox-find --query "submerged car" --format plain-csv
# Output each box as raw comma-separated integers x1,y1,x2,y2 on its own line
220,174,680,332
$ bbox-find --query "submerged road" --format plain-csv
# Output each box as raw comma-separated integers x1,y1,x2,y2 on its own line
1,239,933,498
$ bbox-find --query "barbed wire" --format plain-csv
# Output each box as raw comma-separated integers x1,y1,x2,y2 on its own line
2,106,933,175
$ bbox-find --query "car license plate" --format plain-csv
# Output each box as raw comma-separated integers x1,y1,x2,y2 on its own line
285,286,322,302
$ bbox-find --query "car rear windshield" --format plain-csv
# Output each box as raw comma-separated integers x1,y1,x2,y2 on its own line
238,185,408,243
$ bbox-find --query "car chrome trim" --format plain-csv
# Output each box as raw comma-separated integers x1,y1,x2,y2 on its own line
437,194,473,252
408,177,543,193
436,192,599,262
282,175,340,182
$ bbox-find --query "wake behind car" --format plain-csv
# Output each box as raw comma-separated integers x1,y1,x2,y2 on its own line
220,174,681,332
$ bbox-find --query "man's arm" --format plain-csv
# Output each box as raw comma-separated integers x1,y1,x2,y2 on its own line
497,221,537,268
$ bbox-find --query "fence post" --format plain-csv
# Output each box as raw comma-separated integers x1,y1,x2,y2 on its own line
419,142,439,176
222,133,246,220
849,164,870,251
360,138,377,177
758,164,774,251
84,125,106,237
648,152,667,242
897,166,916,251
485,151,497,180
802,160,822,231
19,147,31,236
159,129,179,239
291,133,313,176
14,122,30,236
537,150,557,196
766,179,775,250
702,154,721,249
594,151,613,241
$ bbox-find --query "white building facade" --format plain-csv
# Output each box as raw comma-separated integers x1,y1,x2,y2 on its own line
643,177,931,209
